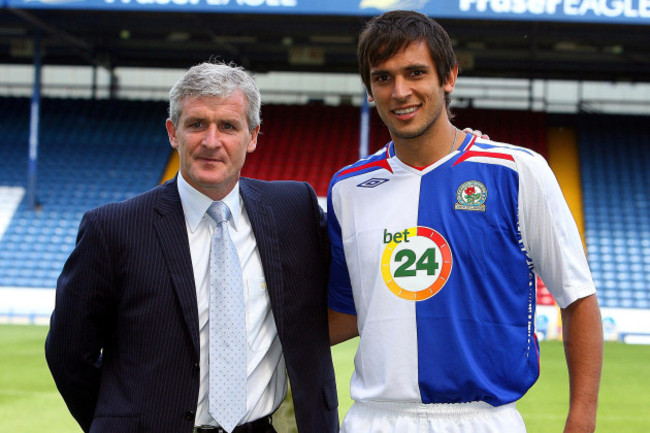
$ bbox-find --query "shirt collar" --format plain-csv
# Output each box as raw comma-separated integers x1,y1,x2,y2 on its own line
176,174,241,233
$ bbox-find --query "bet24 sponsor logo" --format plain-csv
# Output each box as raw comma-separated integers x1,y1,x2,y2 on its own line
381,227,452,301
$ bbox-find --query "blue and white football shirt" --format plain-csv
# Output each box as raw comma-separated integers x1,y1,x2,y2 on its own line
327,134,595,406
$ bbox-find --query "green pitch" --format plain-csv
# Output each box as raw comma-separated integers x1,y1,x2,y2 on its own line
2,325,649,432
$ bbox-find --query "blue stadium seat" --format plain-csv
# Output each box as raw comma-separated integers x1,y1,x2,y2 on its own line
579,114,650,309
0,96,169,288
2,99,650,310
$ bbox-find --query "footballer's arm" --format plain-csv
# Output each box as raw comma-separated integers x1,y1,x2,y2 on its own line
561,294,603,433
328,308,359,345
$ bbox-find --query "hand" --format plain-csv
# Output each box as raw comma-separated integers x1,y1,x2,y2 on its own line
463,127,489,140
563,413,596,433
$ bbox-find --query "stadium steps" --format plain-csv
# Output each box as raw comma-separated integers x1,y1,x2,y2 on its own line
578,114,650,309
0,96,169,288
2,96,650,311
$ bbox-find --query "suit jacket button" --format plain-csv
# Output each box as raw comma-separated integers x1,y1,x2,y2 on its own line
185,411,195,421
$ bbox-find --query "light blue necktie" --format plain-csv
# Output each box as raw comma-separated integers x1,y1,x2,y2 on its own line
206,201,246,433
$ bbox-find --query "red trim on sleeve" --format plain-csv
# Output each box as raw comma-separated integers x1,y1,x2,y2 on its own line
339,159,393,177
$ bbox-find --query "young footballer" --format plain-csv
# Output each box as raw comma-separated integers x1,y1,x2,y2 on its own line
327,10,602,433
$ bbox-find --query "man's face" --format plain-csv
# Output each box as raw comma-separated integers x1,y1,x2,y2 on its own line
166,91,259,201
368,40,456,145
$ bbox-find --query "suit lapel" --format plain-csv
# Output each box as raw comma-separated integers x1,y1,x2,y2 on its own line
240,178,284,335
153,178,200,356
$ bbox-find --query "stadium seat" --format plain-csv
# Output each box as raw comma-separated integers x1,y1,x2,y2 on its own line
2,98,649,312
578,114,650,309
0,96,169,288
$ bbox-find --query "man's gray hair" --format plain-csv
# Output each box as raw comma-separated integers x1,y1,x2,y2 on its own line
168,61,261,131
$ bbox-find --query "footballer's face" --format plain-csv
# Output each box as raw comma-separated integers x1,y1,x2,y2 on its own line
368,40,457,146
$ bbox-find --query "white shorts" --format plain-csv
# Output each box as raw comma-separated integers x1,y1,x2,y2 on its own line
340,401,526,433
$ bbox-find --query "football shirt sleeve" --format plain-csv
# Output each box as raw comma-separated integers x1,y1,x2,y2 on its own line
326,184,357,316
517,152,596,308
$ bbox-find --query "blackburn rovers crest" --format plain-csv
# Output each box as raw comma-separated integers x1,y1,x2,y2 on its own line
455,180,487,212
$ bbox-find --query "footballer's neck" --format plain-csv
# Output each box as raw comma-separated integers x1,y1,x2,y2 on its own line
393,123,463,168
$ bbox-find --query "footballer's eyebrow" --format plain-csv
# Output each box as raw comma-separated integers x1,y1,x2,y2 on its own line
404,63,432,72
370,68,390,78
370,63,431,76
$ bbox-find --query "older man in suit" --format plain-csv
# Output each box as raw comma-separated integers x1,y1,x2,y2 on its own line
45,62,338,433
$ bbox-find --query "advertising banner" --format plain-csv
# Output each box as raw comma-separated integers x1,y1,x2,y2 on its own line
5,0,650,25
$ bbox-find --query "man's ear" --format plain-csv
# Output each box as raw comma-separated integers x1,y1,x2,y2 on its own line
367,89,374,103
247,125,260,154
166,119,179,150
443,64,459,93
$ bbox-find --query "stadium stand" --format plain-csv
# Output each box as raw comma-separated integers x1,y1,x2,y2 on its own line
243,106,549,197
1,96,649,312
578,114,650,309
242,104,389,196
0,96,170,289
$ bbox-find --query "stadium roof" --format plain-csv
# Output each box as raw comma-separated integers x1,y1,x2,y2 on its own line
1,1,650,82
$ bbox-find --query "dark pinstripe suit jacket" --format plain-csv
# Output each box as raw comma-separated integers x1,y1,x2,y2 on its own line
45,177,338,433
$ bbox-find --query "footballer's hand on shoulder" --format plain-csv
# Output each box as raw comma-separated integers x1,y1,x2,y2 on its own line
463,127,489,140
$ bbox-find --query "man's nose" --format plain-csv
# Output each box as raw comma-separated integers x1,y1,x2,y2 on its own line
392,76,412,100
202,124,222,148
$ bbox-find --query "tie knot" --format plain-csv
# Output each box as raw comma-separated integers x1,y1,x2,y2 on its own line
206,201,231,225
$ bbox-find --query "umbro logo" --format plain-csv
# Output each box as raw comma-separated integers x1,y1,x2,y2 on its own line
357,178,389,188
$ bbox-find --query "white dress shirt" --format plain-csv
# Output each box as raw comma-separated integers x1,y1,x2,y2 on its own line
176,174,287,427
